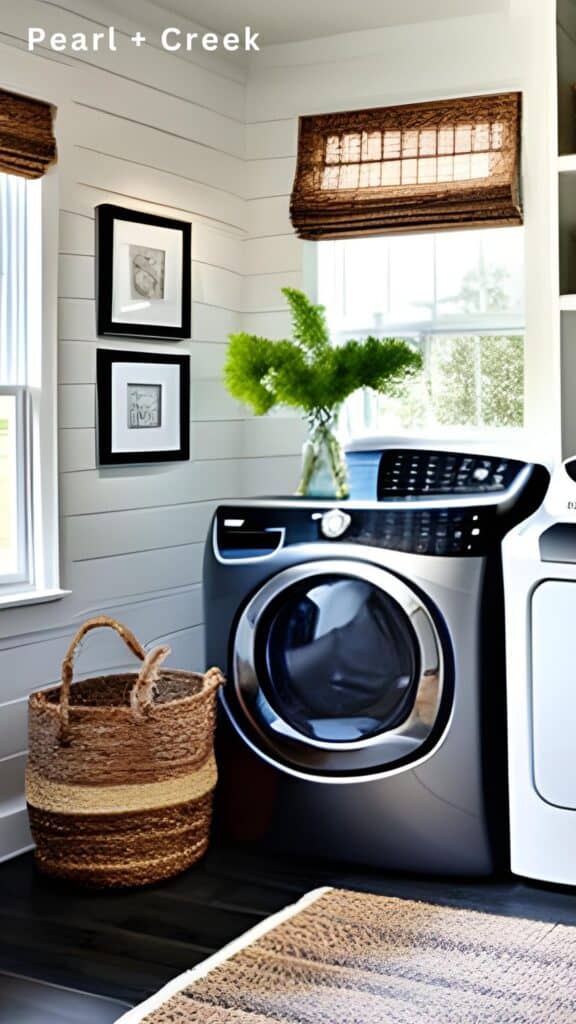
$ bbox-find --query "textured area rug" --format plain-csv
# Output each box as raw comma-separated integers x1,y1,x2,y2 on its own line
116,887,576,1024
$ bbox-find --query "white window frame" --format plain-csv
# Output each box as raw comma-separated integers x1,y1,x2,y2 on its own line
0,166,66,608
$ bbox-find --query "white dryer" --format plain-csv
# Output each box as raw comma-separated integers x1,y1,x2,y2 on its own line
503,456,576,885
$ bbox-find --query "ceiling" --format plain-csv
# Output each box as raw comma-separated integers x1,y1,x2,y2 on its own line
142,0,508,45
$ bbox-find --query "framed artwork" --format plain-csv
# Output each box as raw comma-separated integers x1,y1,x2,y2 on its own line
96,349,190,464
96,205,191,339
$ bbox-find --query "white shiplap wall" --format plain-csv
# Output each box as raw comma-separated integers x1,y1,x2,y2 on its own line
0,0,303,860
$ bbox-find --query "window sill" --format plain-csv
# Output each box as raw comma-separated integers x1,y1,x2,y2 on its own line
0,588,71,610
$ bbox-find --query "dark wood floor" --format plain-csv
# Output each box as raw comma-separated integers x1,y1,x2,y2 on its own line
2,843,576,1009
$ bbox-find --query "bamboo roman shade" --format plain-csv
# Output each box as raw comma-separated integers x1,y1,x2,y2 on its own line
290,93,522,239
0,88,56,179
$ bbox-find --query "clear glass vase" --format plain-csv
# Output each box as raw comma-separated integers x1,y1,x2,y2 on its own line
296,422,349,500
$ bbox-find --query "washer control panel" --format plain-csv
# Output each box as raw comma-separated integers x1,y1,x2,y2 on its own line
377,449,523,498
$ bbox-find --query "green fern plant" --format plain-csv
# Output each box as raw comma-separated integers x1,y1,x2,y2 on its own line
225,287,422,497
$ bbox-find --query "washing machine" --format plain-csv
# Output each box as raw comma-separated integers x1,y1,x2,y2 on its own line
503,456,576,885
204,441,548,875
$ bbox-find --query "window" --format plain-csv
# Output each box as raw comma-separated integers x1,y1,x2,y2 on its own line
0,87,59,604
316,226,524,435
0,173,31,587
0,168,60,601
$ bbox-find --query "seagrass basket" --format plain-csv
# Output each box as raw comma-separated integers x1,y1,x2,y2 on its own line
26,615,225,888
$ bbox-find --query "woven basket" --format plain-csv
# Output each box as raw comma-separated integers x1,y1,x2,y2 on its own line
25,616,225,888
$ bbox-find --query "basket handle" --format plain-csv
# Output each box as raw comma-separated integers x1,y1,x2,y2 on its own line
59,615,171,741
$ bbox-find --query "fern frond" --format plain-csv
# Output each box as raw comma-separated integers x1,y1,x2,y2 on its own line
282,287,330,356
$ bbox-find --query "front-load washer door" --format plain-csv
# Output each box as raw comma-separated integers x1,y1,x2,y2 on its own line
223,559,451,781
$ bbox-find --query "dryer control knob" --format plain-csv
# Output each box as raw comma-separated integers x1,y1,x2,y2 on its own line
321,508,351,539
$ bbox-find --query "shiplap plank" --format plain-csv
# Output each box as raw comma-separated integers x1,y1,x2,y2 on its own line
244,272,300,312
0,755,26,805
72,105,245,198
63,502,215,561
192,263,242,311
59,428,95,473
0,808,31,861
191,341,229,379
246,119,298,160
241,417,306,457
192,223,244,273
241,310,293,338
59,385,94,429
71,149,245,232
60,460,239,516
244,235,301,275
59,210,94,255
239,455,301,497
59,254,93,299
59,340,227,386
245,157,294,200
0,701,28,760
192,303,241,342
65,544,204,603
59,298,97,342
247,196,291,238
191,420,241,460
192,381,246,420
149,625,205,673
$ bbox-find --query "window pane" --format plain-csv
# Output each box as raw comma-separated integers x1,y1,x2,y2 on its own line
0,173,29,385
0,394,19,576
317,225,525,435
388,234,435,323
435,227,523,316
339,335,524,436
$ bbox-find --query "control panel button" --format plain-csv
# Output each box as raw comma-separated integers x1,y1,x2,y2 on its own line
320,508,352,539
472,467,490,482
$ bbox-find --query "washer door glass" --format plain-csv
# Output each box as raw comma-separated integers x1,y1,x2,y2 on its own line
228,560,447,779
263,577,418,742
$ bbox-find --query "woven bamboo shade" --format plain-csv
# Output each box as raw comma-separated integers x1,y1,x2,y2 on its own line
0,88,56,179
290,93,522,239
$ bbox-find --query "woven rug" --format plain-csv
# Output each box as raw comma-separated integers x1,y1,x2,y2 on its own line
116,887,576,1024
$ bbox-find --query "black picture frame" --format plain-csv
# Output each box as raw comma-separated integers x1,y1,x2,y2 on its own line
96,204,191,340
96,349,190,465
